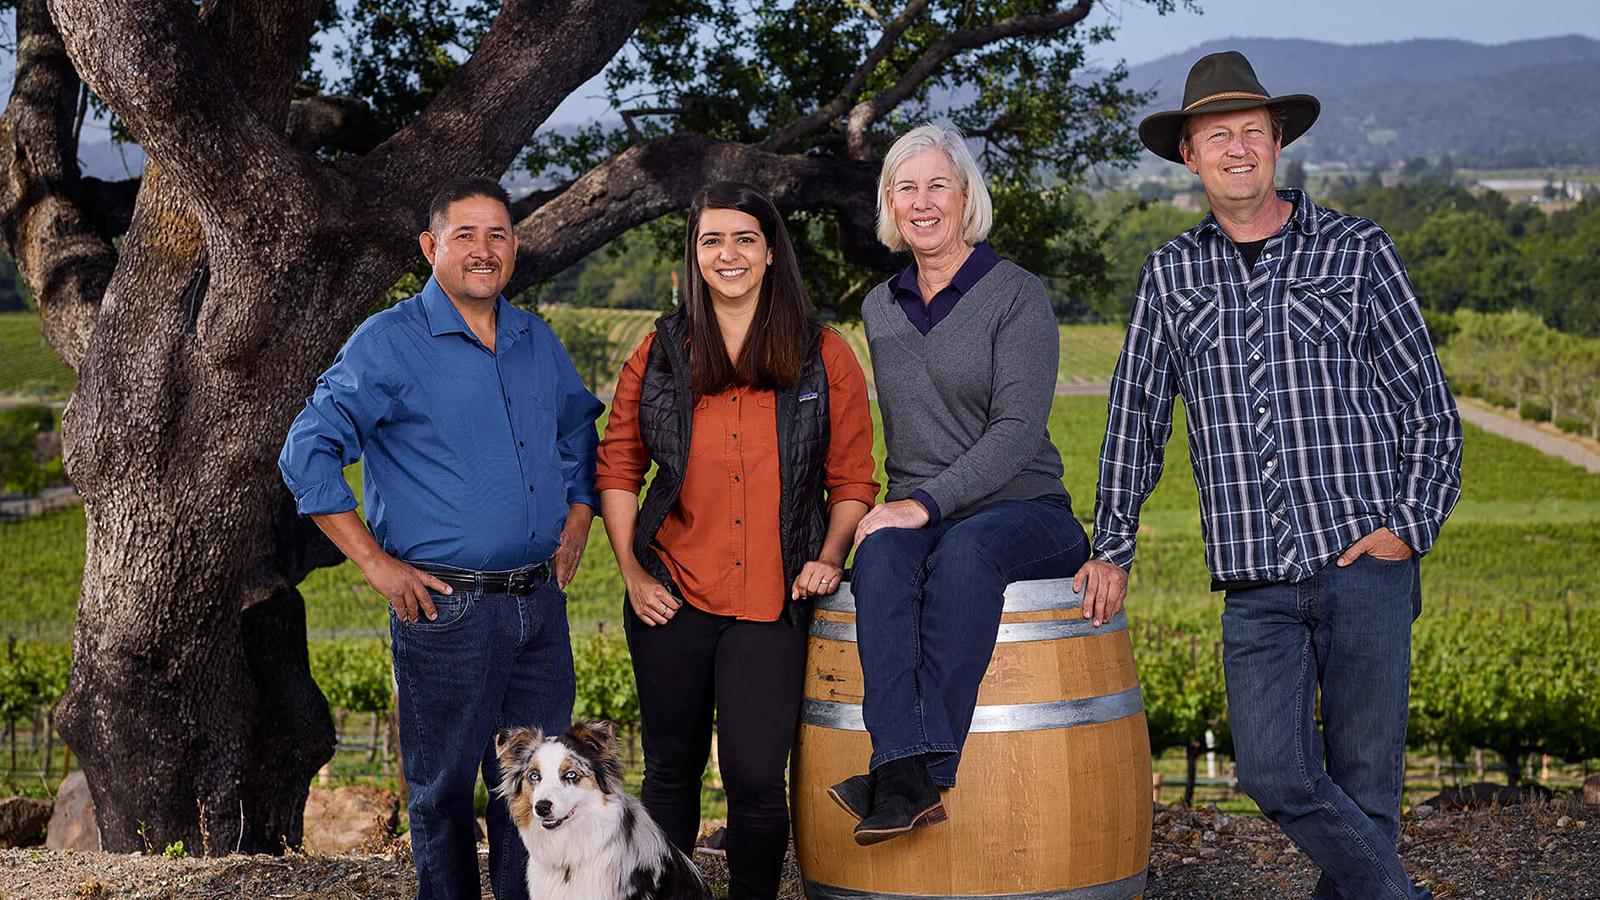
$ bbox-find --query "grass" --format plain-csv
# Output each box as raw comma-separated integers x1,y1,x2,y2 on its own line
0,306,1123,405
7,397,1597,637
4,351,1597,823
0,312,74,400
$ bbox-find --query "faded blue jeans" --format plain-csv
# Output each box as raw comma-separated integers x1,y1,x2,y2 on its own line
389,574,574,900
1223,553,1431,900
851,494,1089,787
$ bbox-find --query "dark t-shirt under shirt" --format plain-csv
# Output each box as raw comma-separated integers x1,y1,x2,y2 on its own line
1233,237,1269,270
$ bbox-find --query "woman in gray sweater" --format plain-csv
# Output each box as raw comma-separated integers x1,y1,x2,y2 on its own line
830,124,1090,845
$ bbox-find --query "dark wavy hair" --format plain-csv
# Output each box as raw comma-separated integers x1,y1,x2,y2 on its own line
681,181,813,395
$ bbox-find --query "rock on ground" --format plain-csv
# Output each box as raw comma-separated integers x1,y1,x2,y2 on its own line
45,772,99,852
301,787,401,856
0,798,52,849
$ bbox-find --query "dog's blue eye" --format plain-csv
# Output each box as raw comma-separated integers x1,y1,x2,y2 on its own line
528,771,540,783
563,771,580,783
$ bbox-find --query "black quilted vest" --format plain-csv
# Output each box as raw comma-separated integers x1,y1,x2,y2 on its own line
631,309,832,625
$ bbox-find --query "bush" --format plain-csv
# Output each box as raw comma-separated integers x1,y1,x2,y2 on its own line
1451,378,1482,399
1519,400,1552,422
571,629,638,726
1554,415,1590,436
1482,390,1516,409
309,641,392,714
0,404,57,494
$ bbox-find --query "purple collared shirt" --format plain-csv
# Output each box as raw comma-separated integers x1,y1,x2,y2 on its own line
890,241,1003,335
887,241,1003,523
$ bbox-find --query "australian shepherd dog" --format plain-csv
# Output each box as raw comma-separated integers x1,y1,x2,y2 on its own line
494,722,712,900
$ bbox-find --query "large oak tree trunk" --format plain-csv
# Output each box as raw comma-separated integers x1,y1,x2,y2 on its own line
2,0,1098,853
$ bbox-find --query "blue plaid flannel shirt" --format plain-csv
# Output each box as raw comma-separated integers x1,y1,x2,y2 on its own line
1091,190,1462,583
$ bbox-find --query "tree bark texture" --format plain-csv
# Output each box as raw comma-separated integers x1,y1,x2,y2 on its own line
0,0,1109,853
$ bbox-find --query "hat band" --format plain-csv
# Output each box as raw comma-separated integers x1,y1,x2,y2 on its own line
1183,90,1270,112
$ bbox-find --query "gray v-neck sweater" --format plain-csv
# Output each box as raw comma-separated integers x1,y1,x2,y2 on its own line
863,258,1068,520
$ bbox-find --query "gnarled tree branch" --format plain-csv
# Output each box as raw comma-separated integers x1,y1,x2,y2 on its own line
759,0,934,154
46,0,322,223
0,0,119,370
360,0,651,193
506,134,890,293
287,95,394,155
846,0,1095,158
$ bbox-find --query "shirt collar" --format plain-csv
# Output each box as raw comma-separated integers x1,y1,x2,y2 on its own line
419,276,527,345
891,241,1003,298
1193,188,1318,243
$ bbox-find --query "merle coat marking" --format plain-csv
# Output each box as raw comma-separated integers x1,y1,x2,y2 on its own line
495,722,712,900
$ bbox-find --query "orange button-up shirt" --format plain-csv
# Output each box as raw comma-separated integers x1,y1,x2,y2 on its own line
597,329,879,621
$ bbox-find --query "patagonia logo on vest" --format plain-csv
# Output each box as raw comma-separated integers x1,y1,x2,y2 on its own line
798,392,819,403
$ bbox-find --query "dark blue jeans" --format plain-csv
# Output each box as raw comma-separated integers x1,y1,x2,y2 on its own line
851,494,1089,787
389,577,575,900
1223,554,1430,900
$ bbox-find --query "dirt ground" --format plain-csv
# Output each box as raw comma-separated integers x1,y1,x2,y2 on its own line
1,796,1595,899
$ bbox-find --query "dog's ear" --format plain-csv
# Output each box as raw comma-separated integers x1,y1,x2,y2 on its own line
495,726,540,761
567,721,618,760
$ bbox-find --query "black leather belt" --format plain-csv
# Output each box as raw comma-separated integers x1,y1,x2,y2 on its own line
415,562,552,597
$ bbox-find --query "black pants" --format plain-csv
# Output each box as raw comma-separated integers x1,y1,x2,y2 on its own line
624,600,809,900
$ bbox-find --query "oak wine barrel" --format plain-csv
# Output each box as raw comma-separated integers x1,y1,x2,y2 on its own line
792,577,1152,899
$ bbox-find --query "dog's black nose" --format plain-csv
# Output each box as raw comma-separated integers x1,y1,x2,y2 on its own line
534,799,552,817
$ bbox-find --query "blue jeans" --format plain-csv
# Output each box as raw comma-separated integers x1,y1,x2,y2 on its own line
1223,554,1430,900
389,577,575,900
851,494,1089,787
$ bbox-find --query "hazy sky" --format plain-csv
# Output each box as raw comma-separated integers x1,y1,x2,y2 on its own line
546,0,1599,124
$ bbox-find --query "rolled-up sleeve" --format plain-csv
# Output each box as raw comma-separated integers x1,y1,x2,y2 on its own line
595,334,656,496
820,330,880,509
279,329,393,515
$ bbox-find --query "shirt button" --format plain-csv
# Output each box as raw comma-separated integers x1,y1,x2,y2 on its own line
528,486,535,492
733,475,741,483
732,433,738,440
730,396,737,403
1257,406,1267,414
1252,353,1261,361
1264,460,1276,470
519,440,525,448
1264,253,1273,260
734,519,742,525
734,560,742,568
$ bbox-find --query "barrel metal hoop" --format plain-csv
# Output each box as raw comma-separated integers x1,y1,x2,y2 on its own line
813,577,1082,614
810,611,1126,644
801,685,1143,733
802,869,1147,900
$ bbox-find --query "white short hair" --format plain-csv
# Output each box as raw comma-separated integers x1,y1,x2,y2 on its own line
875,123,994,253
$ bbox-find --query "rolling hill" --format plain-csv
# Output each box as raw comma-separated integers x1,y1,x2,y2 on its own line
1126,35,1600,167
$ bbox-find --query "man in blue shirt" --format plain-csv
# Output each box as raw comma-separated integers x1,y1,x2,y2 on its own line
280,176,602,900
1076,53,1459,899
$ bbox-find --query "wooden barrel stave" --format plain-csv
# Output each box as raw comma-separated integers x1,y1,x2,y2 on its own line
793,578,1152,899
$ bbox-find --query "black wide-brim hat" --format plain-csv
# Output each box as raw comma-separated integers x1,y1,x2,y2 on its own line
1138,51,1320,164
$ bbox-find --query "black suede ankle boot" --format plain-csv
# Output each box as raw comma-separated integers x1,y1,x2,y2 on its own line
827,772,875,821
852,756,946,845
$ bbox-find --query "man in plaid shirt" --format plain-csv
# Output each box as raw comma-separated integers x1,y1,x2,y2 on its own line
1075,52,1460,899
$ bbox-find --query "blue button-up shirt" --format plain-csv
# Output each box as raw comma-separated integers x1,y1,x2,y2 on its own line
279,277,603,571
1092,190,1462,583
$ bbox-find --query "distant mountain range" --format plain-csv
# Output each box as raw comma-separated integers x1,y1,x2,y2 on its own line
14,34,1600,179
1126,35,1600,167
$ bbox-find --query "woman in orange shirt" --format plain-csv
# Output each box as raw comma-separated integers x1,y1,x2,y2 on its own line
597,181,878,899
